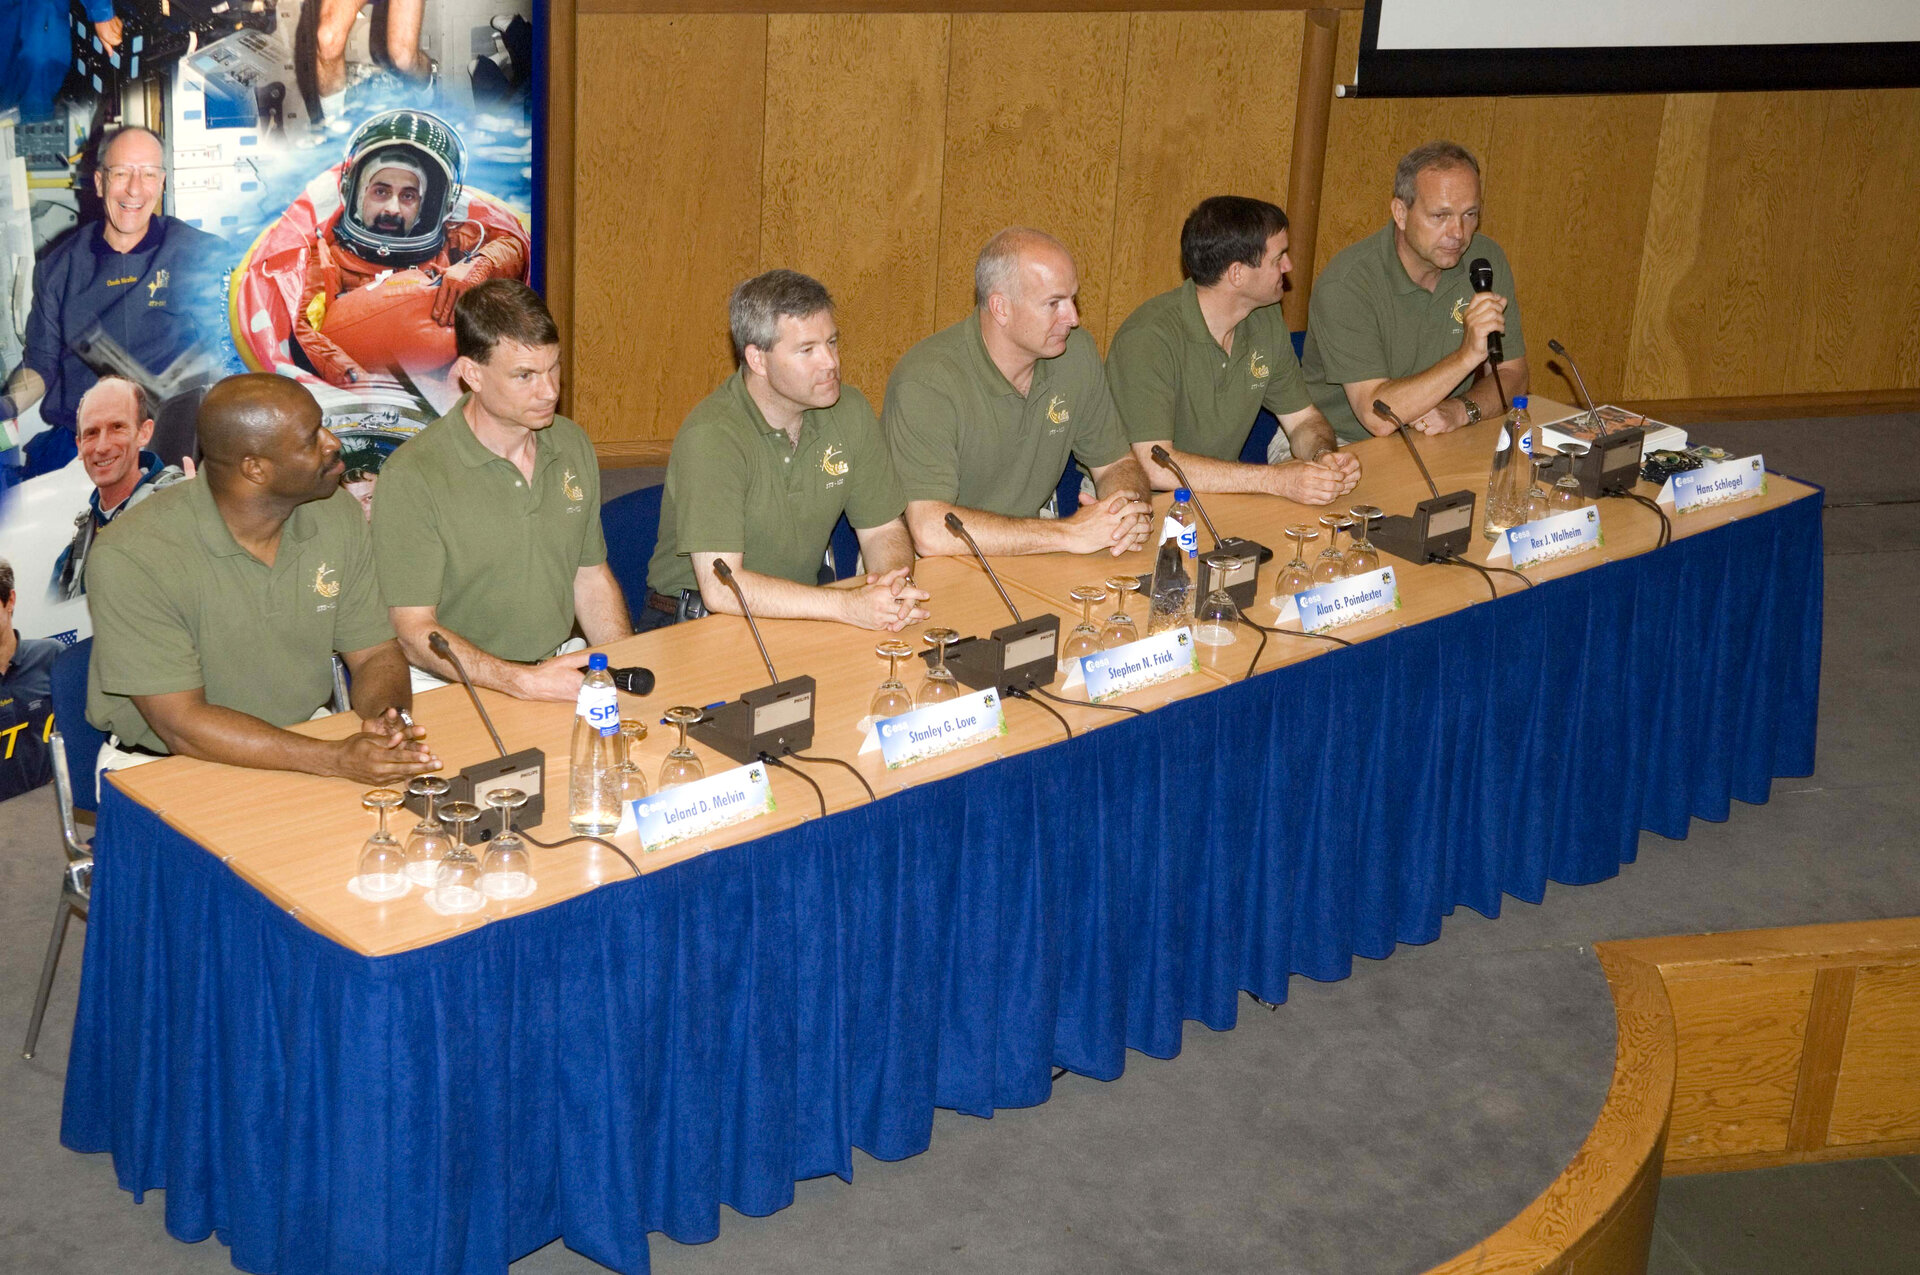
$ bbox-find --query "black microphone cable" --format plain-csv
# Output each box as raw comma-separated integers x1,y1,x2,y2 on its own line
1009,688,1073,740
1234,615,1353,682
1033,685,1147,717
517,829,643,880
761,753,826,819
1436,554,1501,601
1481,563,1534,589
785,751,877,803
1606,490,1672,549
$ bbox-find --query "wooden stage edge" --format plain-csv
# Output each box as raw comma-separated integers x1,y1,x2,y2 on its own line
591,388,1920,468
1423,918,1920,1275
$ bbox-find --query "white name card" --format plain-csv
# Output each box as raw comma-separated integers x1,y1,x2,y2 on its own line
863,686,1008,768
1490,506,1603,567
630,760,776,851
1063,626,1199,702
1276,566,1400,634
1661,454,1767,513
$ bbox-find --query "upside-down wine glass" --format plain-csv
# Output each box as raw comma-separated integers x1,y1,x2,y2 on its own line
1098,574,1141,649
433,800,485,913
919,628,963,703
402,775,452,887
615,719,649,806
1313,514,1353,584
659,706,706,791
1344,506,1382,575
1064,585,1107,664
356,788,409,899
1270,524,1318,607
872,640,915,719
479,787,532,899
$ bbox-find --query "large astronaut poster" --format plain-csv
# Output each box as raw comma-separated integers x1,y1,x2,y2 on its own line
0,0,540,651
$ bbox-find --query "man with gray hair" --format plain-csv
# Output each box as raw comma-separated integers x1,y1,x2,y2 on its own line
1302,140,1529,442
882,228,1152,558
50,376,188,602
642,269,928,631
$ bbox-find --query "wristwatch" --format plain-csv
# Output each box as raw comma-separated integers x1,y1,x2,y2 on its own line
1459,396,1482,425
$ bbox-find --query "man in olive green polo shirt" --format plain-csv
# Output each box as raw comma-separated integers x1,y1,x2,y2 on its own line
371,280,632,702
1109,195,1361,504
643,270,929,632
883,228,1153,558
1303,140,1529,443
86,374,436,785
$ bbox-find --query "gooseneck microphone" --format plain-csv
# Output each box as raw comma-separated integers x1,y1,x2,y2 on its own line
934,511,1060,695
1547,338,1602,433
946,511,1022,622
692,560,815,762
1147,445,1221,546
428,629,506,757
1371,399,1441,500
710,559,781,682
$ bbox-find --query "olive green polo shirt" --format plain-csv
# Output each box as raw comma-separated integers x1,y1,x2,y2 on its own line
85,481,394,755
1106,280,1314,463
646,371,905,595
1302,226,1526,442
880,318,1130,518
371,397,608,663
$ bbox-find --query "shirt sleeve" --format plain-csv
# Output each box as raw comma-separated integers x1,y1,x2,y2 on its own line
1105,325,1179,445
330,495,399,653
1067,337,1129,471
839,390,906,530
81,0,115,22
664,419,751,555
368,448,446,608
1305,272,1391,385
1261,337,1314,418
86,539,205,697
19,249,64,383
880,372,964,505
575,430,609,569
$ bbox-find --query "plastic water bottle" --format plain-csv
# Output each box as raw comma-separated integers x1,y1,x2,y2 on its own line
1482,396,1535,541
569,653,622,834
1146,529,1194,635
1162,487,1199,559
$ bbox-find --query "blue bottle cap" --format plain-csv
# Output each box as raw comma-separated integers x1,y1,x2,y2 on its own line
1174,488,1192,503
1512,396,1528,409
588,653,608,671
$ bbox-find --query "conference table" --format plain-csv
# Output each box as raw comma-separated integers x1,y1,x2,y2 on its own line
60,401,1823,1275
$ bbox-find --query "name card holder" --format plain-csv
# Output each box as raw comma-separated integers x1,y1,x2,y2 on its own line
629,761,777,851
1489,506,1603,567
1660,454,1767,513
1062,627,1199,702
1275,566,1401,635
861,687,1009,768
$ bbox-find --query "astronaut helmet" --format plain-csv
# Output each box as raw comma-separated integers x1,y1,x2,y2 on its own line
334,109,466,266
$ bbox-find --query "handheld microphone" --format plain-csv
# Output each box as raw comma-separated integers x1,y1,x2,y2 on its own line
1468,258,1510,413
689,559,815,762
934,511,1060,694
412,630,547,837
1364,400,1476,565
608,666,655,696
1147,444,1270,608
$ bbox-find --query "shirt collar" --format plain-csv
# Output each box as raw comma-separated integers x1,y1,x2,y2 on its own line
443,394,553,472
91,216,164,257
967,314,1029,400
725,366,815,446
189,476,320,559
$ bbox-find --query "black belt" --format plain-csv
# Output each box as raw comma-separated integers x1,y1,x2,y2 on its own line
646,589,708,621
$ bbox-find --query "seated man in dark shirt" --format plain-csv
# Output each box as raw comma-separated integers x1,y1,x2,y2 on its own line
1,558,61,703
2,126,225,478
0,557,63,799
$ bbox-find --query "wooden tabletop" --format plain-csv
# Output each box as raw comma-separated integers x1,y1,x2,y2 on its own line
108,397,1816,956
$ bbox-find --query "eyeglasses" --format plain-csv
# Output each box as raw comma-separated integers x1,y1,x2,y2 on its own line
101,164,165,186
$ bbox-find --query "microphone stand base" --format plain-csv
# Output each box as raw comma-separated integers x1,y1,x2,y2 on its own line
690,676,818,765
404,747,548,843
1373,491,1477,565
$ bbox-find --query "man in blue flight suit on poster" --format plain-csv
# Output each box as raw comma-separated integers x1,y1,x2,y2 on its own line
1,126,226,479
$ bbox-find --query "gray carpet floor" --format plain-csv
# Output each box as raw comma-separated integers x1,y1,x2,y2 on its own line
1,415,1914,1274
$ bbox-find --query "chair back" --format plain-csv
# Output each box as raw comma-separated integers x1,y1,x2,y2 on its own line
602,484,664,608
50,639,105,815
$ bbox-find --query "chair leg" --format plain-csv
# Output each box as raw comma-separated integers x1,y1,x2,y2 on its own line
22,895,77,1061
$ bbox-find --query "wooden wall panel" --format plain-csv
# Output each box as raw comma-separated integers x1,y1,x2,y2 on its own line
934,13,1132,339
1622,93,1831,400
1661,970,1811,1161
1826,961,1920,1146
1791,89,1920,394
1483,95,1665,406
760,15,952,403
572,15,767,447
1104,13,1302,341
1316,17,1495,281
